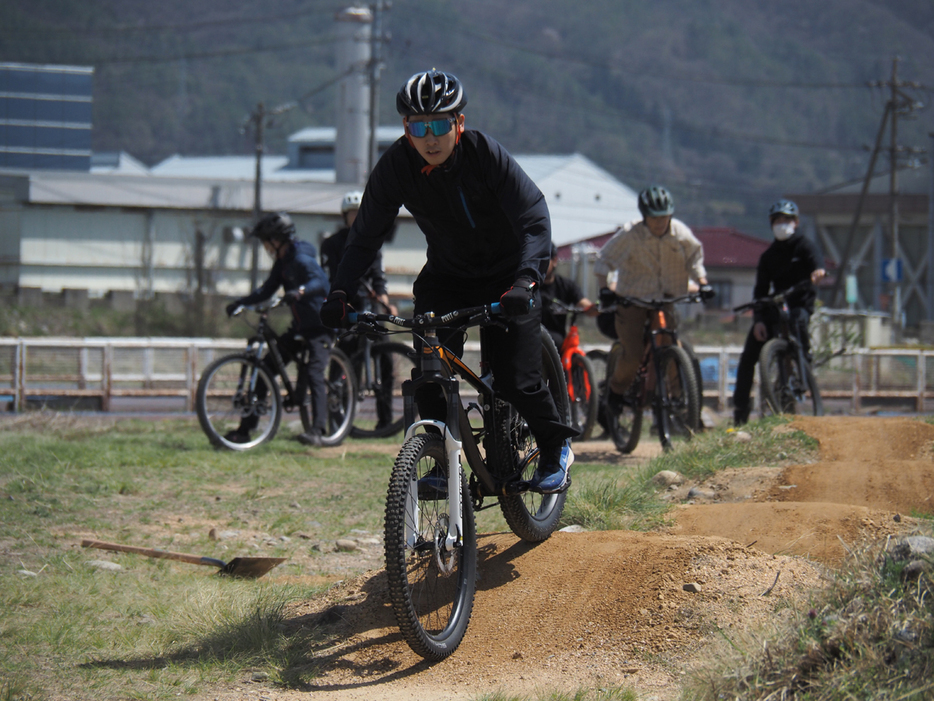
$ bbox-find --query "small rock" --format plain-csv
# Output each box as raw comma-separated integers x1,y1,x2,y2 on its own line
687,488,715,500
683,582,702,593
890,535,934,562
335,539,358,552
290,502,301,509
251,672,269,682
733,431,752,443
208,528,218,541
278,535,291,543
16,569,38,577
512,651,523,660
893,513,901,523
293,532,311,540
88,560,123,571
652,470,683,487
217,530,240,540
559,524,587,533
903,560,927,581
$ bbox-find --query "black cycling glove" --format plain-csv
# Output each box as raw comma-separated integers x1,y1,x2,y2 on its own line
225,301,243,317
499,277,536,318
320,290,351,328
699,284,716,301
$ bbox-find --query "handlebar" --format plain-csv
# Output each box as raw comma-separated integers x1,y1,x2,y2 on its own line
599,291,704,314
347,302,505,330
229,295,288,318
732,279,812,314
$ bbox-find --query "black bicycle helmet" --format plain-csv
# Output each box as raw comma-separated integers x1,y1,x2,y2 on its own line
250,212,296,242
768,199,799,221
638,186,675,218
396,70,467,116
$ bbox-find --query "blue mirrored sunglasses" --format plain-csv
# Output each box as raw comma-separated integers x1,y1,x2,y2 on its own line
405,117,456,138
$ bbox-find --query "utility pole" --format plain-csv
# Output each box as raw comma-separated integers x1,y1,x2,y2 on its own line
242,101,294,289
367,1,390,177
833,58,926,322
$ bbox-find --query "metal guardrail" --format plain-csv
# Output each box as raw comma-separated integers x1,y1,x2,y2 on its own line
1,337,933,414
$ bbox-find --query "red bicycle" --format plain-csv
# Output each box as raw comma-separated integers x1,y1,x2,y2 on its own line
550,301,600,440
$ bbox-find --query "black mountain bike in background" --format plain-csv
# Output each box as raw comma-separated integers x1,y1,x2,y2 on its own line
733,280,823,418
347,281,416,439
346,303,570,662
196,297,356,450
601,292,703,453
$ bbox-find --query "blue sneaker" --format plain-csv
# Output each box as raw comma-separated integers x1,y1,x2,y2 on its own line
530,439,574,494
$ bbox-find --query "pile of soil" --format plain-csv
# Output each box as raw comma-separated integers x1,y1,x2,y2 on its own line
207,416,934,701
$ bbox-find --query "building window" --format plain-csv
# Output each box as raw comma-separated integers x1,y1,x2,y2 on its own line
706,280,732,309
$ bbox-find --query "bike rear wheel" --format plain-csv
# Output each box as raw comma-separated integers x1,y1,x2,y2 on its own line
656,345,700,451
300,348,356,447
196,354,281,451
568,352,599,441
604,345,643,454
351,342,416,438
497,329,570,542
759,338,823,417
384,433,477,661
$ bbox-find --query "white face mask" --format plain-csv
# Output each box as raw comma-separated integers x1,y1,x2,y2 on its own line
772,221,796,241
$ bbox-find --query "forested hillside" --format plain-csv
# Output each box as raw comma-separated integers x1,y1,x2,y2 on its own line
2,0,933,232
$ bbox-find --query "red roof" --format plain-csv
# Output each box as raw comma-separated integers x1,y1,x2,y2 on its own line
693,227,769,268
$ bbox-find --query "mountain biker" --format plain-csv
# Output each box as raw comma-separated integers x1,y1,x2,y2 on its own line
540,244,598,349
731,199,826,426
320,191,398,319
321,191,399,431
319,69,577,493
593,185,712,408
223,212,331,446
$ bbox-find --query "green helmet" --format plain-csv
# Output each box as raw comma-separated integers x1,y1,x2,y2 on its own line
638,186,675,218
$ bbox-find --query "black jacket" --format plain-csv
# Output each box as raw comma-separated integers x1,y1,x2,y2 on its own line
238,238,329,332
320,226,389,309
332,130,552,293
752,233,823,323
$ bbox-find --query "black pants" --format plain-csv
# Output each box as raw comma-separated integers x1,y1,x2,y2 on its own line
732,306,811,419
241,328,330,432
412,271,576,446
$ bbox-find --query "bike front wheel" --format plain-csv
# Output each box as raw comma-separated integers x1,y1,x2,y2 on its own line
496,329,569,542
351,342,416,439
759,338,823,417
301,347,356,447
384,433,477,661
568,352,599,441
656,345,701,451
196,354,282,451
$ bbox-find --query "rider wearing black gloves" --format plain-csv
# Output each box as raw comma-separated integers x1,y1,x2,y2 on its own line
225,212,331,446
320,69,576,493
731,199,826,426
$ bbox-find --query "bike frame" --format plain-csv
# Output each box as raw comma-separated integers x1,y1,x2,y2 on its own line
559,312,592,403
350,303,523,556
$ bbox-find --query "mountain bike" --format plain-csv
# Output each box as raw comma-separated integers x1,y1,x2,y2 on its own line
733,280,823,417
601,292,702,453
196,297,356,450
346,302,570,661
547,300,599,440
347,281,416,439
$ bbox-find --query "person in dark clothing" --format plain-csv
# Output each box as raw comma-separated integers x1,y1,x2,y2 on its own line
319,69,576,493
731,199,826,426
540,244,597,350
224,212,331,446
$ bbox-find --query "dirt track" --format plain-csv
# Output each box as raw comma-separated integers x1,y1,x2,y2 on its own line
207,416,934,701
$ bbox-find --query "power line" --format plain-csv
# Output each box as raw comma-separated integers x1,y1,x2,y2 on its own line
91,36,341,66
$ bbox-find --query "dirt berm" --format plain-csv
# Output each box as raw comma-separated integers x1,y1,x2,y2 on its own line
206,416,934,701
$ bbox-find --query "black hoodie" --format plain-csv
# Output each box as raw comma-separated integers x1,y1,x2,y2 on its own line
752,232,823,323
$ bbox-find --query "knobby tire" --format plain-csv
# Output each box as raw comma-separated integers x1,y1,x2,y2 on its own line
300,347,356,446
384,433,477,661
496,329,570,542
656,345,700,451
196,354,281,451
569,352,599,441
759,338,823,417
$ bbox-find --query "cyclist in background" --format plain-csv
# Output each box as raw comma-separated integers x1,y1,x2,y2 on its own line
319,69,577,493
223,212,331,446
320,190,398,320
593,185,712,409
540,243,598,349
731,199,826,426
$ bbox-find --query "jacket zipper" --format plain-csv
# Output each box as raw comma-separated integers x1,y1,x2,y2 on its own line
457,186,476,229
